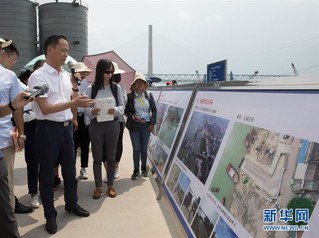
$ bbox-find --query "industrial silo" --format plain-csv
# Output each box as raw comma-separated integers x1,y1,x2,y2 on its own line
38,0,88,62
0,0,38,74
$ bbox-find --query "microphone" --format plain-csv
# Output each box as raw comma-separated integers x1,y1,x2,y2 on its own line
67,61,81,86
25,84,49,99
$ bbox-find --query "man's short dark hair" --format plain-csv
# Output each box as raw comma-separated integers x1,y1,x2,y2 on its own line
44,35,68,55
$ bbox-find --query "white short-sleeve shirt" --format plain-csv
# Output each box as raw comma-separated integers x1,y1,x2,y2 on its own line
0,65,22,148
28,63,73,122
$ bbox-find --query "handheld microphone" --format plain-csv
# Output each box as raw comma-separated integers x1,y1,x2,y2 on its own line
24,84,49,99
67,61,81,86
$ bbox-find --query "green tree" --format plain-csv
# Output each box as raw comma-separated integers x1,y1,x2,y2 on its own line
287,197,314,225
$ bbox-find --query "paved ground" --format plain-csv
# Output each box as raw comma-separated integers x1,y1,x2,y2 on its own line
14,130,185,238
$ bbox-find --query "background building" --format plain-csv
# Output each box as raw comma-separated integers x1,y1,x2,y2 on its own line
0,0,88,74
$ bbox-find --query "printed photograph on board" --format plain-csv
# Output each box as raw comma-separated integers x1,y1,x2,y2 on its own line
148,90,192,179
214,217,239,238
172,171,191,206
190,196,220,238
209,122,318,237
167,163,182,193
181,186,202,224
149,141,169,174
177,111,229,184
157,105,184,149
153,102,169,136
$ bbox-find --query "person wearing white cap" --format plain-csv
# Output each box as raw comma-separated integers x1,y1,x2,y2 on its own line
0,40,35,213
125,74,157,180
0,38,26,209
0,38,12,48
0,38,36,216
0,90,32,238
103,62,127,182
0,37,21,238
0,40,19,70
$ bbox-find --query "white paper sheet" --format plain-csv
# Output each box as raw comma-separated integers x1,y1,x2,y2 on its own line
95,97,114,122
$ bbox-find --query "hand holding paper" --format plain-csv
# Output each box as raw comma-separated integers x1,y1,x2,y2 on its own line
95,97,114,122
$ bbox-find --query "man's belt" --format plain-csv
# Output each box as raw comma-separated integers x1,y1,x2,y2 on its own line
39,120,72,127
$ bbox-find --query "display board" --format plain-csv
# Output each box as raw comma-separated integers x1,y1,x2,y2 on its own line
149,88,161,104
147,89,193,179
161,87,319,238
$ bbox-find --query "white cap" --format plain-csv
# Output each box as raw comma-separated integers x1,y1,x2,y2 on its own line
112,61,125,74
0,38,12,48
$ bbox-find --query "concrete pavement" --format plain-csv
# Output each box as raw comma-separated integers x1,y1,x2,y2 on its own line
13,130,185,238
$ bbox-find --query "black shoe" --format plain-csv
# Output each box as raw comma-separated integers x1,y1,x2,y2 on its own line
45,218,57,234
15,202,33,213
65,205,90,217
131,169,140,180
53,176,61,191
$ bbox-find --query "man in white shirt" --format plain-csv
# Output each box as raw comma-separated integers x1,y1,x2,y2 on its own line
0,37,32,238
0,39,33,215
28,35,94,234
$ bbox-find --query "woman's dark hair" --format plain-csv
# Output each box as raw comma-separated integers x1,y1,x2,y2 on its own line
43,35,68,55
113,74,122,83
33,59,45,71
18,69,32,85
94,59,115,90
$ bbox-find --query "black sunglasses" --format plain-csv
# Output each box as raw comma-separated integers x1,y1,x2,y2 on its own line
104,70,114,74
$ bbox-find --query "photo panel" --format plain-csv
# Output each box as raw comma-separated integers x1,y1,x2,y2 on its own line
147,89,193,178
162,89,319,238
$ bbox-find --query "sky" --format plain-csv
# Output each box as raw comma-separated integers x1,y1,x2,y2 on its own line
84,0,319,76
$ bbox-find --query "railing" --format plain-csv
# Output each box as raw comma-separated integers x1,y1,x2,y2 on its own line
151,73,292,83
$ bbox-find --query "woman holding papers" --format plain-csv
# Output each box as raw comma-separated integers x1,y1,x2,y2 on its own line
85,59,124,199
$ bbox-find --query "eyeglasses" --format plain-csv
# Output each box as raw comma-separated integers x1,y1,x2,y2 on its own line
8,54,18,63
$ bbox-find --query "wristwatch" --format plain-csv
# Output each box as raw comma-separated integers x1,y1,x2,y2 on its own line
8,102,16,112
18,134,27,140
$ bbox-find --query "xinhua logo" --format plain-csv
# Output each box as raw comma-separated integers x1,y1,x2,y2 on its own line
262,208,309,232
